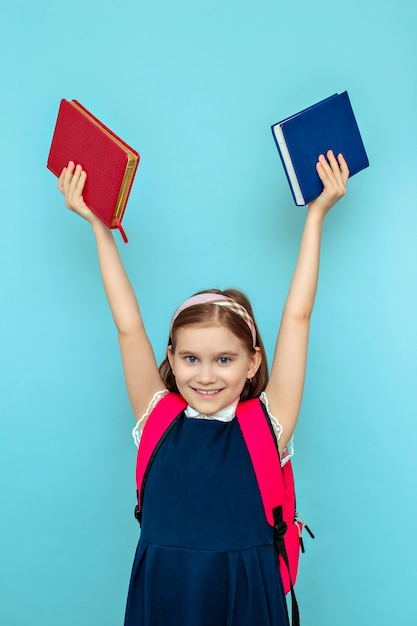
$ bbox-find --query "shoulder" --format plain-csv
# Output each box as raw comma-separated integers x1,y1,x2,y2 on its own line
132,390,188,446
259,391,282,438
259,391,294,467
132,389,169,447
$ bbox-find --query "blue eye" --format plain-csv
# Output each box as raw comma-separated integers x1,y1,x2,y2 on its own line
185,356,198,363
218,357,230,364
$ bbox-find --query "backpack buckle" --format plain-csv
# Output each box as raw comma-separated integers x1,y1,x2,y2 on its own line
272,505,287,540
274,519,288,540
134,504,142,526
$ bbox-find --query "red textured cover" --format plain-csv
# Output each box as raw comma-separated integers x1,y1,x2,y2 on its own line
47,99,139,231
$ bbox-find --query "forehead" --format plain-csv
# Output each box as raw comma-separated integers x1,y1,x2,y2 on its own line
174,323,247,352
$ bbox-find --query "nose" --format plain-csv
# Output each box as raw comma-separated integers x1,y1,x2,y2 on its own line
195,362,216,385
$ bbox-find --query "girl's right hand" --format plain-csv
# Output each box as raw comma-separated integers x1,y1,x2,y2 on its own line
57,161,99,225
308,150,349,218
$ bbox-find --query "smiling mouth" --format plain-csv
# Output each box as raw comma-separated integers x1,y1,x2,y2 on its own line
193,388,222,396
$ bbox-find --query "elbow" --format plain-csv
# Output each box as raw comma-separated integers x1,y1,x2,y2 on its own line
284,303,313,323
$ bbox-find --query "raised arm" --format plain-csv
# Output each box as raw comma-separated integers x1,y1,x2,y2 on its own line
265,151,349,453
58,162,164,420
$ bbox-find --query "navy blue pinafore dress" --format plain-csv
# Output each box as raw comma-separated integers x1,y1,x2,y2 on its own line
124,411,289,626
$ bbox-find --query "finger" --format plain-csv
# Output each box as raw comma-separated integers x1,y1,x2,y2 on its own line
327,149,345,186
67,164,83,194
317,152,335,175
326,149,340,171
318,150,344,187
337,153,350,182
65,160,75,177
73,165,87,189
61,161,75,192
327,150,350,183
67,166,87,211
75,169,87,193
316,154,333,182
57,167,67,192
59,162,79,207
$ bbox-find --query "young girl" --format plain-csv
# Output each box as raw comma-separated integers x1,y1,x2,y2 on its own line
58,151,349,626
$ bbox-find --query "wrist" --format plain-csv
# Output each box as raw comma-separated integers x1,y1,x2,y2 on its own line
307,202,327,224
91,215,109,236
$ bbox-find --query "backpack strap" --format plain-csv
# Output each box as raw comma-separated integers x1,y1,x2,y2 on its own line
135,392,187,515
236,398,300,626
235,399,283,525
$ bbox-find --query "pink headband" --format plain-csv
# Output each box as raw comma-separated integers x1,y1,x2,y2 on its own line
170,293,257,348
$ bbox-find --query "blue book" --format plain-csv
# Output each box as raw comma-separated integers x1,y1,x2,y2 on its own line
271,91,369,205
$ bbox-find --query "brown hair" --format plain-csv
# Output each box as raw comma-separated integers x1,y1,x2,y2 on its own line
159,288,269,401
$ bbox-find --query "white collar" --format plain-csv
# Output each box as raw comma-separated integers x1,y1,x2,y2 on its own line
184,398,239,422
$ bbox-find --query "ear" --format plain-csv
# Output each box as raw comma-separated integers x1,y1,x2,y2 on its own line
247,347,262,379
167,345,174,371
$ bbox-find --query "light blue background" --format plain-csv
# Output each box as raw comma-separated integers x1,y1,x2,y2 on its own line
1,1,416,624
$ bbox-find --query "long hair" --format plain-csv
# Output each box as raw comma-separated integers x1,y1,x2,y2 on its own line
159,288,269,401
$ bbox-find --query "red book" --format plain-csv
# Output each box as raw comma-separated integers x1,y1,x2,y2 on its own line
47,99,140,242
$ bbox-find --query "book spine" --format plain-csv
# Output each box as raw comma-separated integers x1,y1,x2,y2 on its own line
271,125,305,206
112,156,139,225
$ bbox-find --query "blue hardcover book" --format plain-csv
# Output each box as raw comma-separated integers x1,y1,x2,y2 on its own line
271,91,369,206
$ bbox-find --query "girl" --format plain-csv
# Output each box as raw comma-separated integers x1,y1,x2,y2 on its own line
58,151,349,626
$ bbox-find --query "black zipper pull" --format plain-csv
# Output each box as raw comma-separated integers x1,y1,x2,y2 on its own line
304,524,315,539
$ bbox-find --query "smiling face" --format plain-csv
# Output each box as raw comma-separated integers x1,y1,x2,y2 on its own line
167,322,262,414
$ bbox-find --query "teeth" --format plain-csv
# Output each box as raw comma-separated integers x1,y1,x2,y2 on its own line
196,389,218,395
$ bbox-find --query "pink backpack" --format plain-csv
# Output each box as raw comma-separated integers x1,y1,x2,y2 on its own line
134,393,313,626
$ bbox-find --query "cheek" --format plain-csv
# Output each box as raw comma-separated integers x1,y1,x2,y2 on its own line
229,367,249,386
171,361,186,381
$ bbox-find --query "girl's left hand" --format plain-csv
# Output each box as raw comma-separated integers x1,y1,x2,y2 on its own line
309,150,349,216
